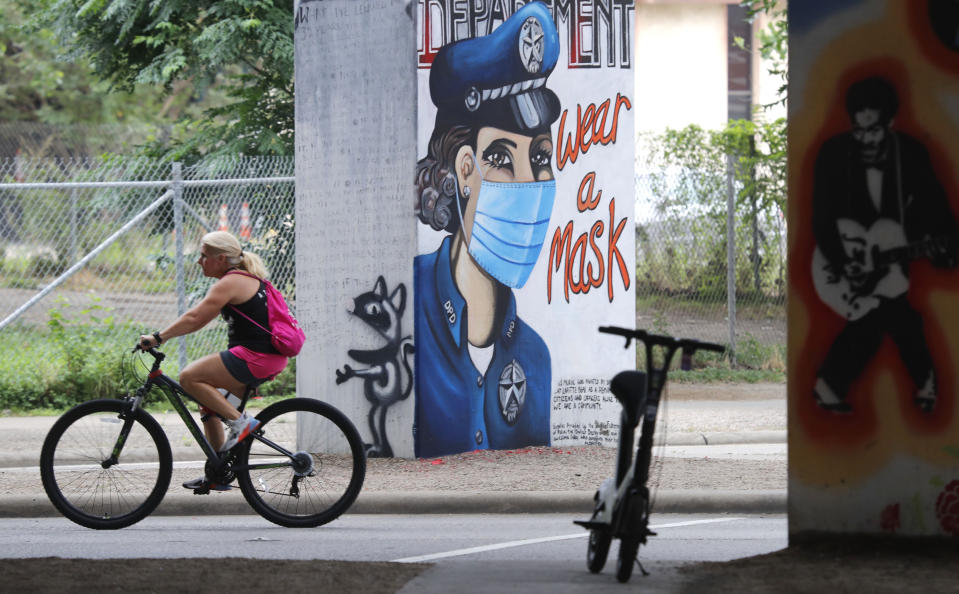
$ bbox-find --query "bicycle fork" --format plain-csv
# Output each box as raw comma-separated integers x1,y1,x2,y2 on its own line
101,389,147,469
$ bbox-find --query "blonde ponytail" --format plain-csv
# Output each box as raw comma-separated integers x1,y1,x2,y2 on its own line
238,250,268,279
200,230,269,279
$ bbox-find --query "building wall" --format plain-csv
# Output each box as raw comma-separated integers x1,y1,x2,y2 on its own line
635,3,729,132
634,0,787,133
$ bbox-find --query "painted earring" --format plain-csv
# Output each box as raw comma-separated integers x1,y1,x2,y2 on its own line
462,185,471,197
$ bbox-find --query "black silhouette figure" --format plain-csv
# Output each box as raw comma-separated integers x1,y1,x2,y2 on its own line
336,276,414,457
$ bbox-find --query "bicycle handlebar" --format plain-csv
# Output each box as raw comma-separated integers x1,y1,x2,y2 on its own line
132,343,166,361
598,325,725,353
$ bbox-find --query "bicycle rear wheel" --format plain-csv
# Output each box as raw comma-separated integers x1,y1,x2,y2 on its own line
39,399,172,530
236,398,366,528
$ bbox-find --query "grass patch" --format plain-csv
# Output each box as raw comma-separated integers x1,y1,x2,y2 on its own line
671,367,785,383
0,302,297,414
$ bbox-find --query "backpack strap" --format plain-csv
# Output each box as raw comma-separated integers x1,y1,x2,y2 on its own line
224,269,260,281
227,303,273,337
223,270,274,337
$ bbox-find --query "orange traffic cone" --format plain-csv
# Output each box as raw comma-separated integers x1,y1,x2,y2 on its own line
218,204,229,231
239,202,252,239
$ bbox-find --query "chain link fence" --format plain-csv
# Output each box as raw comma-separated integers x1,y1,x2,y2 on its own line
0,156,294,404
0,142,785,408
634,159,787,369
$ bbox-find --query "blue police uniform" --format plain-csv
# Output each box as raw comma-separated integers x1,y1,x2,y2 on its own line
414,237,551,458
414,2,560,457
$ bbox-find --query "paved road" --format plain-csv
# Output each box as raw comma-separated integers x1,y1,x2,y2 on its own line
0,513,787,561
0,513,787,592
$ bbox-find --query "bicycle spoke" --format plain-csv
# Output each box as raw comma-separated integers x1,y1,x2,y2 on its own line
41,400,172,529
236,399,365,527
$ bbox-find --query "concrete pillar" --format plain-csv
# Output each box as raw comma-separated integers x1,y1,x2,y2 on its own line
788,0,959,539
294,0,417,457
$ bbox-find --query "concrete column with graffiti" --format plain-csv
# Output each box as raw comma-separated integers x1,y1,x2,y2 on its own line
294,0,417,458
413,1,636,458
789,0,959,538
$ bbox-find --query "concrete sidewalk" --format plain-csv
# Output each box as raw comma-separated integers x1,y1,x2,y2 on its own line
0,389,788,517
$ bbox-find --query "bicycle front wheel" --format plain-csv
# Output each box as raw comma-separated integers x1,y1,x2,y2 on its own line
236,398,366,528
39,399,172,530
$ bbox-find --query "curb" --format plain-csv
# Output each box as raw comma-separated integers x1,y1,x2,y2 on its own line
0,431,787,469
662,430,786,446
0,489,787,519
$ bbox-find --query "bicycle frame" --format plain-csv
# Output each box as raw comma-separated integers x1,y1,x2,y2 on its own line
111,348,296,476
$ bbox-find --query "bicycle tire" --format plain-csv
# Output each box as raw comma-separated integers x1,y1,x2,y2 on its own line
616,537,640,583
39,399,172,530
586,528,612,573
616,537,639,584
236,398,366,528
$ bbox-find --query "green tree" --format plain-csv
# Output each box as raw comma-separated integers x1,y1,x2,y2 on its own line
641,1,787,299
38,0,294,159
2,0,152,125
738,0,787,108
1,0,229,158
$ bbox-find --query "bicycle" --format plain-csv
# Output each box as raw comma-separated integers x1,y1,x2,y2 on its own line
39,346,366,530
574,326,724,582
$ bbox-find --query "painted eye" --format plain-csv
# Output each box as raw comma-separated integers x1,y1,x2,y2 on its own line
531,149,551,167
484,150,513,170
365,303,380,316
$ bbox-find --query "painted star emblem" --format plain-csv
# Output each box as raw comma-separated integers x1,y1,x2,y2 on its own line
519,17,545,74
498,360,527,425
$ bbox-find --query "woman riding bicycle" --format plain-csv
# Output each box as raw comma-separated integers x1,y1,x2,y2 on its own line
138,230,288,490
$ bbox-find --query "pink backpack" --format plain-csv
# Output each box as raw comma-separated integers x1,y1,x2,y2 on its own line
226,271,306,357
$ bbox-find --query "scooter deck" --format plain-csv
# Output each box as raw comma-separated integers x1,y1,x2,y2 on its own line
573,520,609,530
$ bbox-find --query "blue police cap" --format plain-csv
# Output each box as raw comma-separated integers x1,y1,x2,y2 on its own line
430,2,561,135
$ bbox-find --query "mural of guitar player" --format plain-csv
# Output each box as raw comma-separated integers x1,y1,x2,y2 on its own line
810,75,958,414
413,2,558,458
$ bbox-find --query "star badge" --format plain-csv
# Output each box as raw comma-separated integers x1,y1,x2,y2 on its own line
498,360,527,425
519,17,545,74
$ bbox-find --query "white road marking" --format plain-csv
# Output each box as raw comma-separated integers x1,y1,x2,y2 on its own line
391,517,744,563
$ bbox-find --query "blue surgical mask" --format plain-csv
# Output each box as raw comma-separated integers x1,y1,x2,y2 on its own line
456,156,556,288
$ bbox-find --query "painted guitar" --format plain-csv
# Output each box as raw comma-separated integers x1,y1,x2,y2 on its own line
812,218,954,320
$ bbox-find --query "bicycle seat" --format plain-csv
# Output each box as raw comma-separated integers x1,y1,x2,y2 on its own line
609,371,647,427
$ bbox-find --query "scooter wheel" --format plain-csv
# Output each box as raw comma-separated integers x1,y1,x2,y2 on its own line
587,528,612,573
616,537,640,583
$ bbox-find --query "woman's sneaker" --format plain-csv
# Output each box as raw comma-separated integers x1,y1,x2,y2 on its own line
219,412,261,452
182,477,231,492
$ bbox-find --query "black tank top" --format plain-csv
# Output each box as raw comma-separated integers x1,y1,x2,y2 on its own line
221,281,280,354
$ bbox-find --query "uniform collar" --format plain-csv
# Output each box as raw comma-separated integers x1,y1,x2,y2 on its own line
434,236,467,348
434,236,519,349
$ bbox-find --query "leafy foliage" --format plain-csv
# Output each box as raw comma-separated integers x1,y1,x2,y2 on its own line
737,0,788,108
640,116,786,301
37,0,294,159
1,0,238,162
0,300,298,412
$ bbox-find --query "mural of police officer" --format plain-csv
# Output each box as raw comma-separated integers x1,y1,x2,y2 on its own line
414,2,559,458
